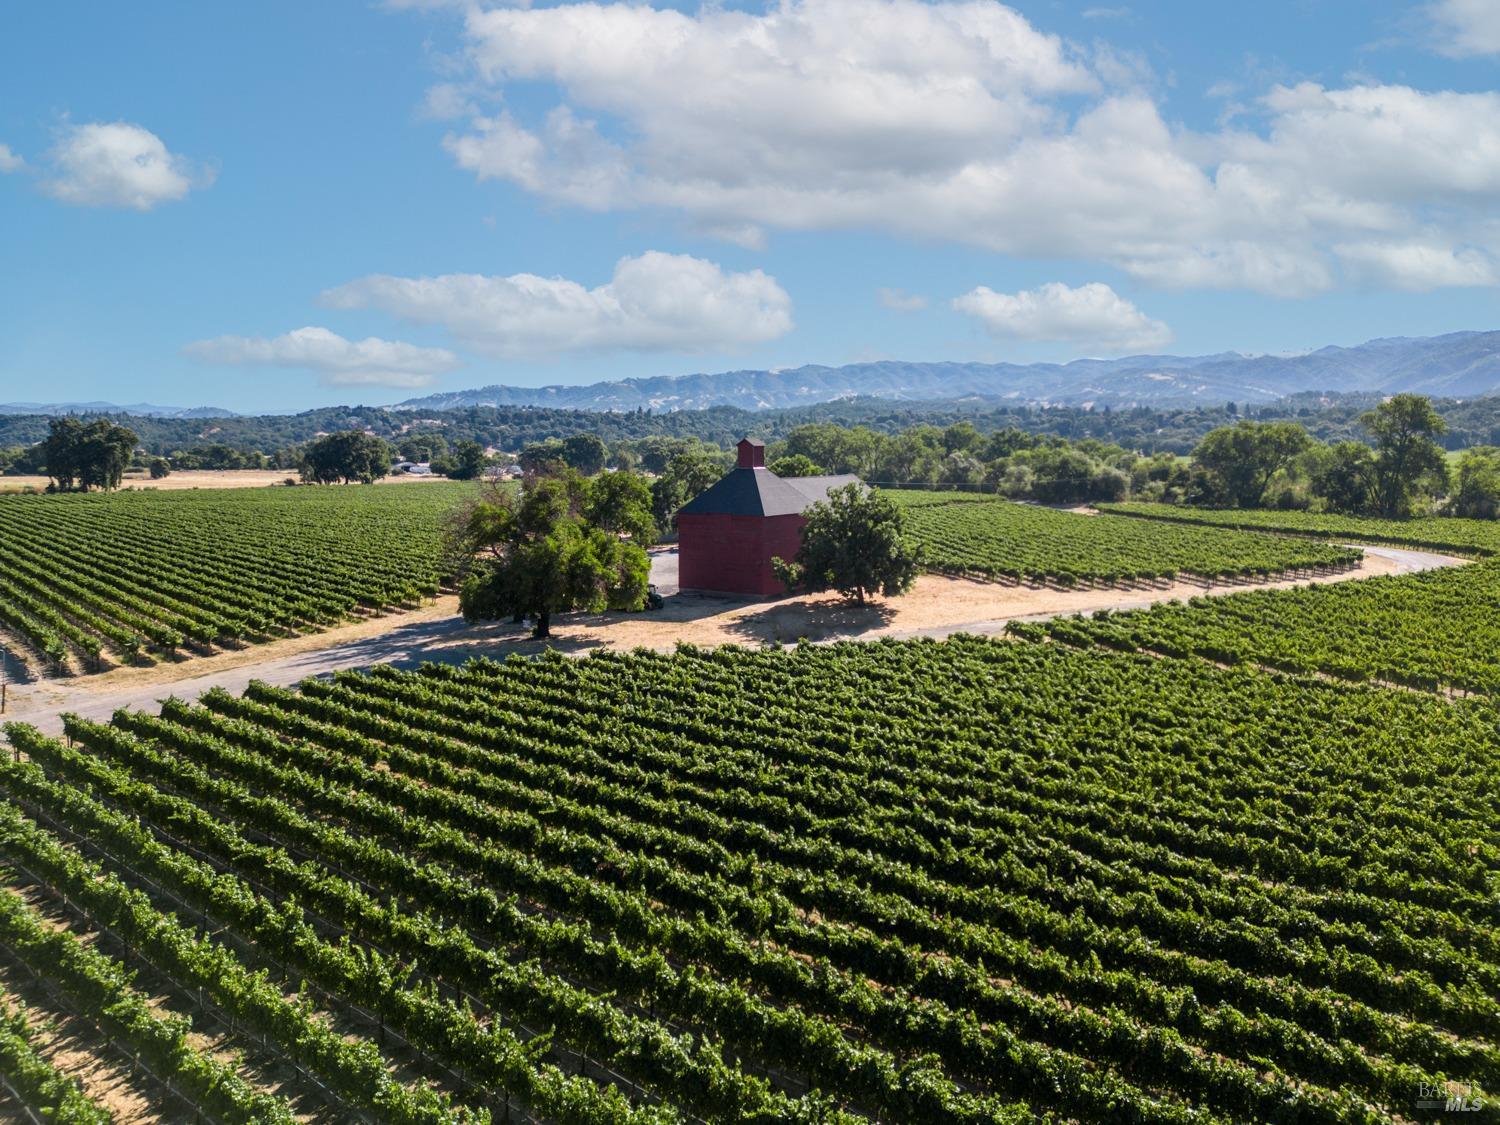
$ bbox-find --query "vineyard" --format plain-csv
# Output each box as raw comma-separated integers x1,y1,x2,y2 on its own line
0,484,470,675
0,996,107,1123
0,639,1495,1122
1098,502,1500,557
887,491,1360,585
1011,558,1500,696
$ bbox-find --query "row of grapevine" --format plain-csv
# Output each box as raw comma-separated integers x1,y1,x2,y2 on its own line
0,637,1492,1121
0,856,300,1124
0,483,469,674
885,491,1360,585
1011,558,1500,696
0,738,645,1125
46,712,1034,1125
0,996,109,1125
1096,502,1500,557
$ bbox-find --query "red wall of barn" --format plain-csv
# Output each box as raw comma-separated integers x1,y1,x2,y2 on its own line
678,512,807,596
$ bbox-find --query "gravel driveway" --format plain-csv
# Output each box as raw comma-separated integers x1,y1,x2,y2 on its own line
0,543,1464,736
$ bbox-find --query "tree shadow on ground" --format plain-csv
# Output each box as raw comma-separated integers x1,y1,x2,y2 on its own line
0,643,42,686
283,615,604,678
720,597,898,645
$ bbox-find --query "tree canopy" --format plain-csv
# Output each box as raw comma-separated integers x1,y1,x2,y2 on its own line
1307,441,1376,514
767,453,823,477
1451,446,1500,520
1362,394,1449,517
517,432,609,477
455,471,652,637
773,484,921,605
650,448,732,532
434,438,489,480
396,431,448,463
583,470,658,546
42,417,138,492
561,432,608,476
299,431,392,484
1191,420,1311,508
169,444,266,471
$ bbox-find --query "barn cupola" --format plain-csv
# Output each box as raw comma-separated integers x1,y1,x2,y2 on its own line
737,437,766,469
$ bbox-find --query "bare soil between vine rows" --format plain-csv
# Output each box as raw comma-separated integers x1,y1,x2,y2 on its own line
3,542,1460,736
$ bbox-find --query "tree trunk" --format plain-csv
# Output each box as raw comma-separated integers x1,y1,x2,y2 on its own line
532,612,551,639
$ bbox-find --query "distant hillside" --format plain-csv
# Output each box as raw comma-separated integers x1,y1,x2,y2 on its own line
4,392,1500,461
0,402,237,419
396,331,1500,413
17,331,1499,421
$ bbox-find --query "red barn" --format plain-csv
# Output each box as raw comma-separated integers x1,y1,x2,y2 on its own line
676,438,861,596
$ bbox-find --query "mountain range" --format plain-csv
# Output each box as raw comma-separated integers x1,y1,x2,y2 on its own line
0,402,237,419
396,331,1500,414
9,331,1499,419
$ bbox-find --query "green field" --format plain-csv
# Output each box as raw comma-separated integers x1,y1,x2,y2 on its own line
0,483,472,673
1012,557,1500,695
0,638,1495,1122
1098,501,1500,557
0,480,1496,1122
887,490,1360,585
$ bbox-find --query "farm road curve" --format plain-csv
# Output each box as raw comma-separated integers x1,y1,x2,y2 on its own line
0,543,1462,735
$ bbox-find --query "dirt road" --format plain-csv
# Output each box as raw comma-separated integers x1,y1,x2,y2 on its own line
0,543,1461,735
884,544,1460,640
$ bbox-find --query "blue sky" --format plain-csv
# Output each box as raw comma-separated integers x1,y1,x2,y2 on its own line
2,0,1498,413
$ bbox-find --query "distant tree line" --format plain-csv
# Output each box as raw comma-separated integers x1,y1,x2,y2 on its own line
0,403,773,464
764,394,1500,519
164,444,278,471
5,390,1499,519
765,422,1173,505
1183,394,1498,518
7,391,1500,473
11,423,404,491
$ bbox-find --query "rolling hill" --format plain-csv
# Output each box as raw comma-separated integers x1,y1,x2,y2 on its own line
397,330,1500,413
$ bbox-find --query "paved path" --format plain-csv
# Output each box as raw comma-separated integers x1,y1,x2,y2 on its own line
1347,544,1466,573
651,546,680,596
0,543,1463,735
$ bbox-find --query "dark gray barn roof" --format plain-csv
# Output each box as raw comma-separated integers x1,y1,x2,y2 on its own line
677,468,862,518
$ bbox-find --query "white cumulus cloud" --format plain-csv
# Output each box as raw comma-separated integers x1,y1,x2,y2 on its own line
446,0,1090,216
0,144,23,174
184,327,460,387
44,122,211,210
877,287,928,311
322,251,793,358
952,281,1172,352
1428,0,1500,56
1334,240,1498,290
415,0,1500,296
